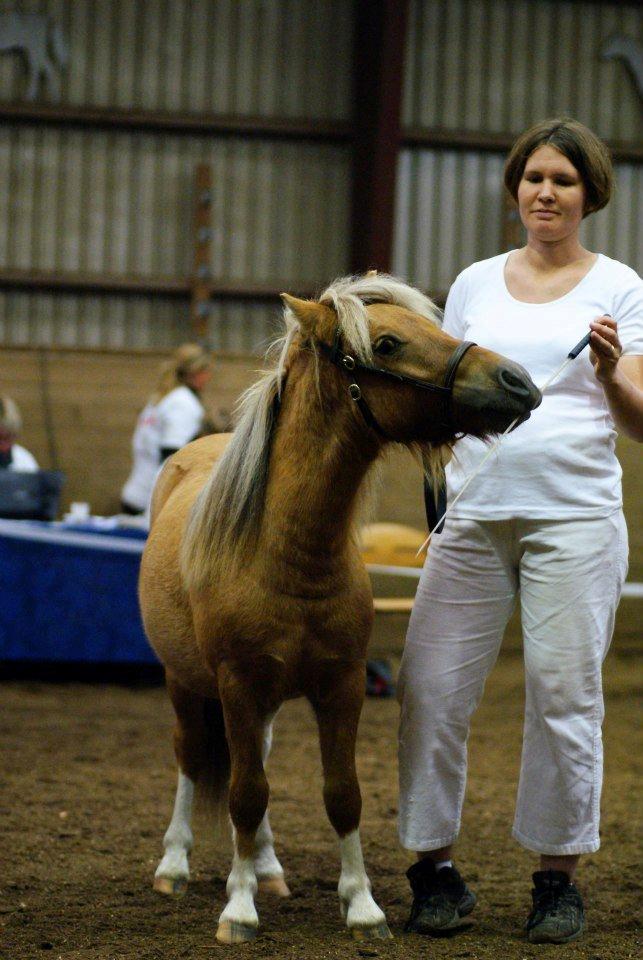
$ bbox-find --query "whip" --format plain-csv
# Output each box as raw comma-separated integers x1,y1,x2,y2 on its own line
417,331,593,556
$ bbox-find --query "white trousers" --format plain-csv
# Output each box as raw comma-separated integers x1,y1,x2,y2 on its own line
397,513,628,856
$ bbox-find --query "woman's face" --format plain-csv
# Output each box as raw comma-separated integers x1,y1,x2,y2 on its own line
517,144,586,243
186,367,211,392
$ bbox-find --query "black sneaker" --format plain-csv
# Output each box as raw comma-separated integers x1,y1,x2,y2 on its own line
526,870,585,944
404,859,476,934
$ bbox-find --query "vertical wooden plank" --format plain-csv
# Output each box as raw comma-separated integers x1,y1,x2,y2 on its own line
190,163,213,341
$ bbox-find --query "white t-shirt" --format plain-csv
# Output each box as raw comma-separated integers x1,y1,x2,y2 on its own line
121,385,205,511
443,252,643,520
8,443,39,472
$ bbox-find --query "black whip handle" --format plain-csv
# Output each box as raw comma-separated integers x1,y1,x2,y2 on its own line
567,331,592,359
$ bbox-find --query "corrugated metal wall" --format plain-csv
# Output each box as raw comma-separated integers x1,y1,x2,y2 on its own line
0,0,641,351
0,290,290,353
0,125,349,290
0,0,353,118
0,0,354,351
403,0,642,138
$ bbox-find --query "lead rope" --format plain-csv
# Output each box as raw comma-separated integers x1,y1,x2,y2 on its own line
416,331,594,557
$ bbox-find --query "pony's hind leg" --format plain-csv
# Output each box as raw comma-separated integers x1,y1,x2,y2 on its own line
255,715,290,898
154,675,217,896
310,660,392,941
216,664,274,944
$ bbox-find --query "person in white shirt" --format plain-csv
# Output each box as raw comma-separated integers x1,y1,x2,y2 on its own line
398,119,643,945
0,396,39,472
121,344,212,515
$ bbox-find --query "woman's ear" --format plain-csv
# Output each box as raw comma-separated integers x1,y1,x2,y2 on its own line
281,294,335,339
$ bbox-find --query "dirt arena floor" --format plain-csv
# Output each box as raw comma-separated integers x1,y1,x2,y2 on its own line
2,648,640,960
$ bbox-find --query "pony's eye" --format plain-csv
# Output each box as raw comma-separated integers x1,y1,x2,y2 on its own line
374,336,400,356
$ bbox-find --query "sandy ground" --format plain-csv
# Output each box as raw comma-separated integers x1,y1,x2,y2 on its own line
1,648,640,960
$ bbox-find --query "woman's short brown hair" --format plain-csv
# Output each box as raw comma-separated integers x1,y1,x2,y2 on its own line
504,118,613,217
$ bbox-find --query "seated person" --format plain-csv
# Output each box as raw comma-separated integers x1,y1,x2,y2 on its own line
0,397,38,472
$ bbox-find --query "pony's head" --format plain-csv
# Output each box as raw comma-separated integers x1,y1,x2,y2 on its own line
281,273,540,449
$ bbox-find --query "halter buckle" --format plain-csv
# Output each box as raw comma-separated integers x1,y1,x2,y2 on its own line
349,383,362,401
342,355,356,371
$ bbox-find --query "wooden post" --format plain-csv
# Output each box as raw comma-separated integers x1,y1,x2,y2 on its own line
190,163,213,340
350,0,410,274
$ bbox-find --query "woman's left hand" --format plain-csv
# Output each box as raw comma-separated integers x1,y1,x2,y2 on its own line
590,316,623,384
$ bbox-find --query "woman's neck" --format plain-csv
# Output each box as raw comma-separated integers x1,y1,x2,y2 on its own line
522,235,593,271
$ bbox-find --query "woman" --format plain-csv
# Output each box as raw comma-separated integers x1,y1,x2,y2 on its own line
398,119,643,944
0,397,38,471
121,343,212,515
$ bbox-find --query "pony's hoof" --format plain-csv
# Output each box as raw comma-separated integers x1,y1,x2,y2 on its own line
153,875,188,896
216,920,259,945
258,875,291,897
351,922,393,941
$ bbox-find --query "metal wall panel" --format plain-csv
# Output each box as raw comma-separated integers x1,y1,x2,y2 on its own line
0,0,353,119
393,149,506,293
393,149,643,294
404,0,642,141
0,289,281,353
0,124,351,284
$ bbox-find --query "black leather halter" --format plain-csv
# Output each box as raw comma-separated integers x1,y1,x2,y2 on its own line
316,328,477,440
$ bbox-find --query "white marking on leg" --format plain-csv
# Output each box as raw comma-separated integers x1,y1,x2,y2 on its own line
254,812,285,880
155,771,194,884
219,850,259,929
337,830,387,930
256,717,286,878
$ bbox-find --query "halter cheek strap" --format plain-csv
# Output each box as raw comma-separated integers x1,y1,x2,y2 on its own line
317,329,476,439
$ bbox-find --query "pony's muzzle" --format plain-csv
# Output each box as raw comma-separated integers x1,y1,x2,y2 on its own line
497,364,542,407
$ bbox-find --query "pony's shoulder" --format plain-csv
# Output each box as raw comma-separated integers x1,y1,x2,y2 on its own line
149,433,233,525
172,433,233,470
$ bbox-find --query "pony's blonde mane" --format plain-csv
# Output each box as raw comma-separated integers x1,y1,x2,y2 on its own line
181,274,447,590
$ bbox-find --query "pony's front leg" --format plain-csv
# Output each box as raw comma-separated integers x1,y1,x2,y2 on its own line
216,667,271,944
154,770,193,895
311,661,392,941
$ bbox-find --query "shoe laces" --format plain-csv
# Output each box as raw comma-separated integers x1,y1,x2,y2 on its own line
532,872,577,915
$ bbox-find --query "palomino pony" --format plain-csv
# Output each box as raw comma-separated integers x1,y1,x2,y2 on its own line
139,274,540,944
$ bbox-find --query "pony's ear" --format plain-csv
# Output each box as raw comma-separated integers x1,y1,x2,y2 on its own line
281,294,334,338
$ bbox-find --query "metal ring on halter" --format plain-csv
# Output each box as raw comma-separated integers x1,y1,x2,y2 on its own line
349,383,362,400
342,355,356,370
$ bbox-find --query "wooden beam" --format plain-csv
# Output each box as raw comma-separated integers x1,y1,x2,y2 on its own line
190,164,213,339
350,0,410,273
1,102,638,162
0,101,352,143
0,267,314,301
403,127,643,164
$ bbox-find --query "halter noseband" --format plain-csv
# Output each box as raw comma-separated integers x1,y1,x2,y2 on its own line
316,328,477,439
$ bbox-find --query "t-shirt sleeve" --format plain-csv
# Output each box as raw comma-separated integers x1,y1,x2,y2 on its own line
11,445,39,472
612,268,643,356
159,395,203,449
442,270,469,339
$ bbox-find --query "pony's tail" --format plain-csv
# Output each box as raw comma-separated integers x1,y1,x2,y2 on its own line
195,697,230,831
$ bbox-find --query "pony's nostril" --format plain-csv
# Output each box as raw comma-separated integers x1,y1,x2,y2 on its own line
498,366,532,397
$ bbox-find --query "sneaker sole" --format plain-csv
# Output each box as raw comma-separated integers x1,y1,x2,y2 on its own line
528,921,585,944
406,895,476,936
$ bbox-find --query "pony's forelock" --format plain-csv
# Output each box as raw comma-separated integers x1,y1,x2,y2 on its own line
317,273,441,360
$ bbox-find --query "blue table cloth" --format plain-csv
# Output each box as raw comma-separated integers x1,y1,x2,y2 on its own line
0,519,157,663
